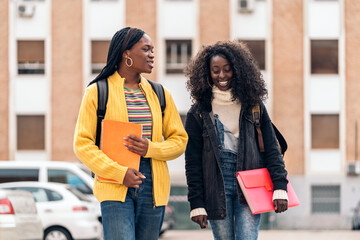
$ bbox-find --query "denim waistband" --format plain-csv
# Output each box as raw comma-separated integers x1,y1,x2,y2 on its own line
139,157,151,177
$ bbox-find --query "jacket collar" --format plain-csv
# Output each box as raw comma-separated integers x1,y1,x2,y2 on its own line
107,71,152,92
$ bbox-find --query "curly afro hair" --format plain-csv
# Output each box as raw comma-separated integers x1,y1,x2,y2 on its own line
184,40,268,112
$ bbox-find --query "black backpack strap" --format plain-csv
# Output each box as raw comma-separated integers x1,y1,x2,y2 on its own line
95,78,108,147
94,78,164,148
147,79,166,117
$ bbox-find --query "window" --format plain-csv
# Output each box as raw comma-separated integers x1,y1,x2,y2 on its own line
48,169,93,195
311,114,339,149
238,0,255,12
47,189,63,201
240,40,265,70
0,169,39,183
13,187,49,202
91,40,110,74
311,185,340,213
17,40,45,74
166,40,192,74
17,115,45,150
66,186,90,202
9,187,63,202
311,40,338,74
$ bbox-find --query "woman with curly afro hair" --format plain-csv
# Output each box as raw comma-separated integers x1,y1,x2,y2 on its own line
184,41,289,240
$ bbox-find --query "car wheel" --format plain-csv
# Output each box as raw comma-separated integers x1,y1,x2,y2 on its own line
44,227,72,240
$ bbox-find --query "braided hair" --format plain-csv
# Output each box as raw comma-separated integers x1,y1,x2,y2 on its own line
88,27,145,86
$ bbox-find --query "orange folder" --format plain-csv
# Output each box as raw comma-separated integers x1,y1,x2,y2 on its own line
98,120,142,183
236,168,300,214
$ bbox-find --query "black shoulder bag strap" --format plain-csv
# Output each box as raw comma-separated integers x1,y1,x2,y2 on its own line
147,79,166,117
95,78,108,148
272,123,288,155
252,103,288,156
252,104,265,152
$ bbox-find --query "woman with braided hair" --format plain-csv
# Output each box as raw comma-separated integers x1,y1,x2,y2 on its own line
74,27,188,240
184,41,288,240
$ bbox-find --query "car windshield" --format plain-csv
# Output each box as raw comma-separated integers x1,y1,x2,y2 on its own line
65,186,91,202
47,168,93,195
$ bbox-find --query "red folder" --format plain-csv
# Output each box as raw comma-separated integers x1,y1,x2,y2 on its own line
236,168,300,215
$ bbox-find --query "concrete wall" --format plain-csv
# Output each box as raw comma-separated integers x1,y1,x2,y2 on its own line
275,176,360,230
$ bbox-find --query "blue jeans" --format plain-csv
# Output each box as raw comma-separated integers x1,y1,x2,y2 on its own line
100,159,165,240
209,116,261,240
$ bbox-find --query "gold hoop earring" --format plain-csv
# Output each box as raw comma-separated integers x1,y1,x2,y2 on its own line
207,77,213,88
126,56,133,67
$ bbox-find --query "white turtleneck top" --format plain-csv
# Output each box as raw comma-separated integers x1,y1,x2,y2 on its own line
211,86,241,138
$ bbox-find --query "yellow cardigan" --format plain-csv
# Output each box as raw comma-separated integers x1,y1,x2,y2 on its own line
74,72,188,206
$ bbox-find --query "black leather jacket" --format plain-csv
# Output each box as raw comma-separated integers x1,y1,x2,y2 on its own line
185,103,288,220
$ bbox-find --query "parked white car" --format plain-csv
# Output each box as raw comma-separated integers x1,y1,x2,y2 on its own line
0,161,94,197
0,189,43,240
0,182,102,240
0,160,102,222
0,160,172,236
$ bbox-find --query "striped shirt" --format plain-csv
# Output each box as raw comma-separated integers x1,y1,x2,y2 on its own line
124,86,153,140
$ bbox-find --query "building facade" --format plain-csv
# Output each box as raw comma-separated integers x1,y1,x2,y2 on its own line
1,0,360,229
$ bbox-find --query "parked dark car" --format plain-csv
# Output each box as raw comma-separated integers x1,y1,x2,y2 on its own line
352,201,360,230
160,205,176,236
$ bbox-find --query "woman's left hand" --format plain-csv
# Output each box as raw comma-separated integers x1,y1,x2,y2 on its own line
123,135,149,156
273,199,288,213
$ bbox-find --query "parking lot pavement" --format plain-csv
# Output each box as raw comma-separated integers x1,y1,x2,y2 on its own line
160,230,360,240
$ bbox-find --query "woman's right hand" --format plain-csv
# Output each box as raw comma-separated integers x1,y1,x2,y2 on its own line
123,168,146,188
191,215,208,229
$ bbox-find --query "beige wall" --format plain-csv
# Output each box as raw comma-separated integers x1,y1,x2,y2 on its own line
126,0,157,81
199,0,230,46
0,1,9,160
51,0,83,161
273,0,304,175
345,0,360,162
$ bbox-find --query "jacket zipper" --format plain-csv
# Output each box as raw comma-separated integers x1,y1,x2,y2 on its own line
139,82,157,208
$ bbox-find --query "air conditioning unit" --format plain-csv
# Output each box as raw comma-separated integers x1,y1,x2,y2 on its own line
347,162,360,176
18,3,36,18
238,0,255,13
